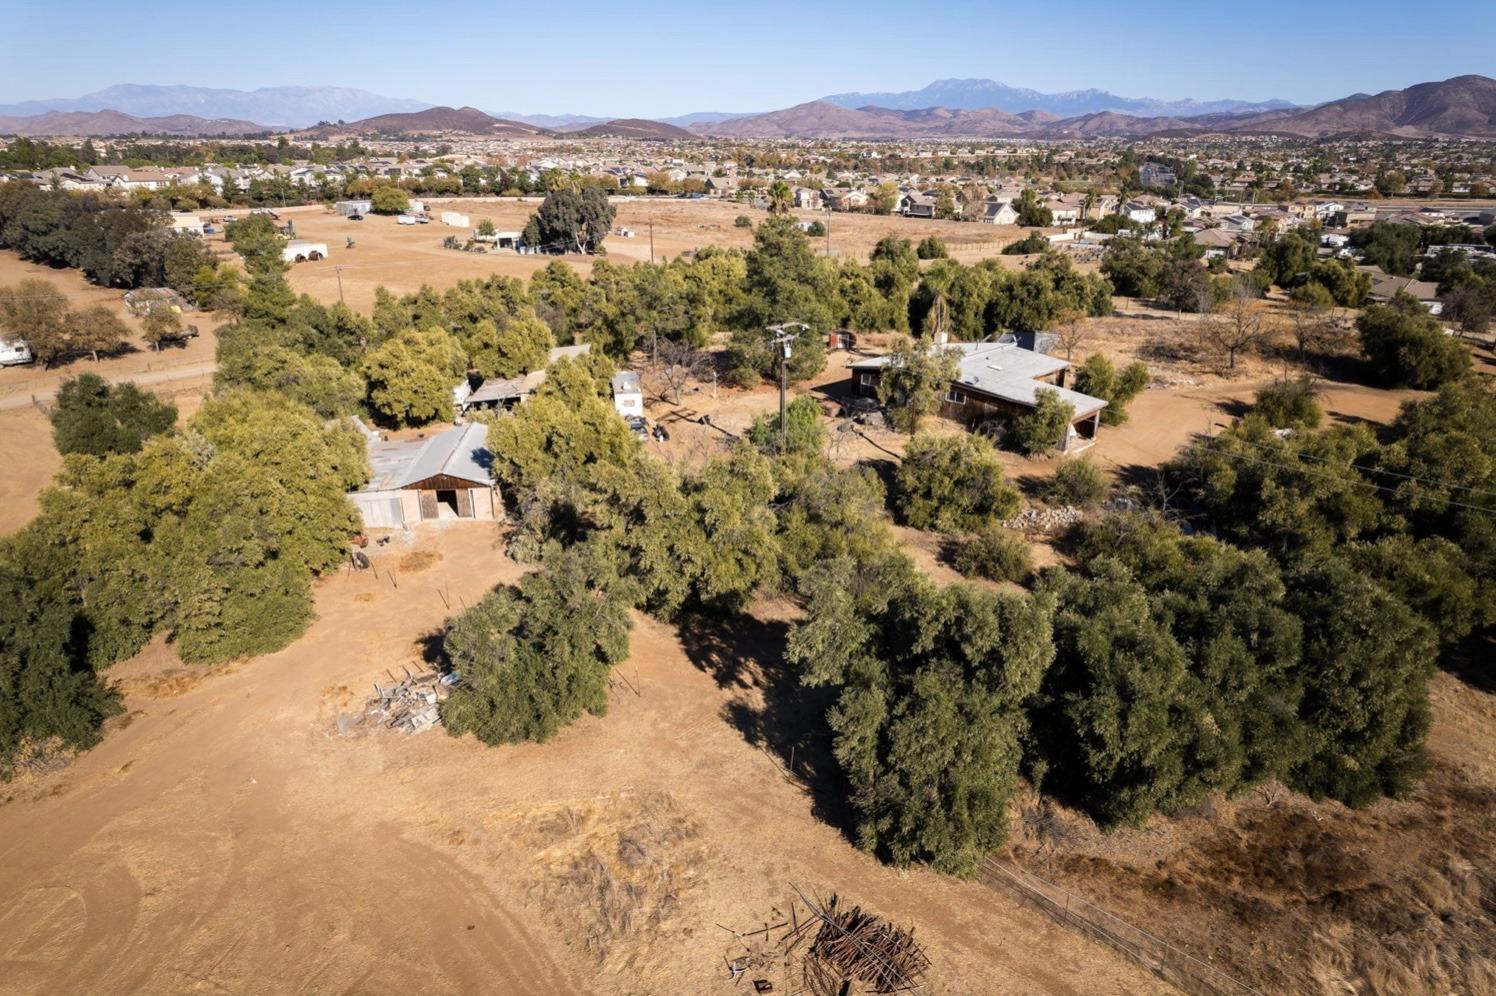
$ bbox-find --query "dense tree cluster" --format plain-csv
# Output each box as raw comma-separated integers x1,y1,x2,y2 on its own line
0,387,366,772
49,373,177,456
0,184,218,294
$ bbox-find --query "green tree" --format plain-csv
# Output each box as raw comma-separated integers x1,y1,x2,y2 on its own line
726,218,831,385
370,185,410,215
896,432,1021,532
747,394,826,454
50,374,177,456
1071,354,1149,426
361,327,469,426
1046,456,1108,507
1357,294,1471,389
1009,388,1075,455
462,312,554,380
916,235,948,260
531,186,616,254
441,541,635,745
1251,377,1323,429
788,556,1055,874
876,336,960,434
1286,556,1437,806
951,526,1033,582
0,279,70,366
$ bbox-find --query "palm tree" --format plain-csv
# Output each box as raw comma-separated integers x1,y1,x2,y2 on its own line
767,180,793,216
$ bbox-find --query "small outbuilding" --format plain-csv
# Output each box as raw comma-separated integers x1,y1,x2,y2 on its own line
611,370,643,417
336,199,372,217
349,421,500,528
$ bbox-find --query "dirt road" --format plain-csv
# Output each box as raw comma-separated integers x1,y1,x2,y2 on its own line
0,523,1161,995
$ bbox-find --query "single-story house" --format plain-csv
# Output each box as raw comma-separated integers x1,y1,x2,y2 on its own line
850,337,1108,453
1360,267,1442,314
349,421,500,528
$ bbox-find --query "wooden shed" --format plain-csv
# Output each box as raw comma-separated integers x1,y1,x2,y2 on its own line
349,422,500,528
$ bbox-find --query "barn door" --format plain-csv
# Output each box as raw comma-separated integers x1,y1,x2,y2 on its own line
456,489,474,518
418,490,439,521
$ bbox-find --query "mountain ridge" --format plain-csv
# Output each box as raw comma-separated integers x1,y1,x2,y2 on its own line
823,77,1298,118
0,109,273,137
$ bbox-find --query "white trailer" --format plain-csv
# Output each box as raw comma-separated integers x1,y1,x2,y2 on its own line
0,336,34,366
282,240,328,263
396,215,418,226
440,211,470,228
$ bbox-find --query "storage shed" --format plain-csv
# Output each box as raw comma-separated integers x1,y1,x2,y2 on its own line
349,422,500,528
336,199,372,217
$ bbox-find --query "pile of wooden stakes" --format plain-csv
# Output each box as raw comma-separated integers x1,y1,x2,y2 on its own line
722,885,928,995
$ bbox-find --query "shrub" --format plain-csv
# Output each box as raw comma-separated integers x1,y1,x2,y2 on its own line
1046,457,1108,507
733,215,752,228
952,527,1032,582
895,432,1021,532
916,235,948,259
1357,295,1471,389
1072,354,1150,426
747,394,825,454
1009,389,1075,455
1251,378,1323,429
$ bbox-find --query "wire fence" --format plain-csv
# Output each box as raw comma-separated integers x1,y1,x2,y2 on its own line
978,857,1265,996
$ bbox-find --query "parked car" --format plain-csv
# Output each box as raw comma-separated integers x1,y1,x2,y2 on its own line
222,214,237,222
0,337,35,367
348,214,364,221
625,415,648,438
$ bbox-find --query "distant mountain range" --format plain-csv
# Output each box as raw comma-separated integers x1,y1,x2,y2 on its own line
696,76,1496,140
0,109,270,137
0,76,1491,141
0,85,430,128
823,78,1298,118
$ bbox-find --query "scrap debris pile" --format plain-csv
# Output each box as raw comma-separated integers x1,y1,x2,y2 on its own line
721,886,929,995
364,665,459,734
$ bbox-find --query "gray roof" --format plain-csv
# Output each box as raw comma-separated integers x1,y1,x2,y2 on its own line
465,343,594,407
362,423,492,492
611,370,641,394
852,340,1108,418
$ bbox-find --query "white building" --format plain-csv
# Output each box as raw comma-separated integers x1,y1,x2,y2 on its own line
611,370,643,418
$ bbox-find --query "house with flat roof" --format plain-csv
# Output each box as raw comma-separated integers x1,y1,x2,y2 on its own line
850,338,1108,452
348,421,499,528
459,344,593,415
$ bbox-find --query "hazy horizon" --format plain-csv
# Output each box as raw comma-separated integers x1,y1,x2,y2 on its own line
3,0,1493,118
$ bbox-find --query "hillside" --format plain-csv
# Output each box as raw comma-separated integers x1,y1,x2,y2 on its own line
1244,74,1496,137
303,106,552,137
568,118,696,140
0,109,272,137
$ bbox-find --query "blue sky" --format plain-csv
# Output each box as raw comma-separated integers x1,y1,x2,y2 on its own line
2,0,1492,116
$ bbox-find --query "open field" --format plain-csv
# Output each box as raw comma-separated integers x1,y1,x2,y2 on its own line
0,522,1162,996
267,197,1028,312
0,252,219,535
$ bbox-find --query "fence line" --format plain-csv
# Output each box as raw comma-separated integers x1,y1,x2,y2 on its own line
979,857,1264,996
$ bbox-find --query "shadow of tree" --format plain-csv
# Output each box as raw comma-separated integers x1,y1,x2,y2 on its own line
677,610,857,838
1442,627,1496,695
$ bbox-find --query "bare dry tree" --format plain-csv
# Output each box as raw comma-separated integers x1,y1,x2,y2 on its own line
647,338,710,404
1052,306,1088,361
1284,298,1341,364
1201,280,1279,371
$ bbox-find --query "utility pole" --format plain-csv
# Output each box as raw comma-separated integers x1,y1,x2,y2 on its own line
648,219,655,265
334,265,345,304
766,322,808,450
825,204,832,256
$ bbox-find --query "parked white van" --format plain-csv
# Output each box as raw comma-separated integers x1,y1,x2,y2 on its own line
0,337,34,367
